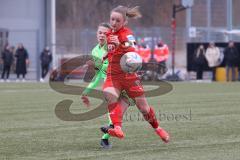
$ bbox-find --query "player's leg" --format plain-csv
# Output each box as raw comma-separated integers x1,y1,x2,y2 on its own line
100,97,130,148
101,94,130,138
100,113,112,149
103,84,125,139
101,113,112,140
134,95,170,143
124,78,170,143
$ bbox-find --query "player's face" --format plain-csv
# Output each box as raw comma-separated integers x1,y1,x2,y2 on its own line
110,11,125,32
97,26,109,46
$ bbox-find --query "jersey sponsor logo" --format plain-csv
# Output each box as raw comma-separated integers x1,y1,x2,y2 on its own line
127,35,135,41
126,35,136,47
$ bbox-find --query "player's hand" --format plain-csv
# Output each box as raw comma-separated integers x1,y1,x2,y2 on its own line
81,95,90,107
108,35,120,46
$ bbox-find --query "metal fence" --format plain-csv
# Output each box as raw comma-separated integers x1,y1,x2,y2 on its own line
56,26,240,70
56,27,179,55
55,0,240,70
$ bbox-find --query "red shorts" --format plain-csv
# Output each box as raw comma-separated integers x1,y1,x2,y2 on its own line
103,76,144,98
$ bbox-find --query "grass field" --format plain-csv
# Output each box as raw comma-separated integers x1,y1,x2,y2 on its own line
0,82,240,160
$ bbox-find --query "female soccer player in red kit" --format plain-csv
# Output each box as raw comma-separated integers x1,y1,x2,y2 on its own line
102,5,170,143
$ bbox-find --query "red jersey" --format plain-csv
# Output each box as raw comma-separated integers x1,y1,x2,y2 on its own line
106,27,137,80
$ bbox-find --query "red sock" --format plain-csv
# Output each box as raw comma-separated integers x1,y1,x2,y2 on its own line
108,102,123,127
143,107,159,129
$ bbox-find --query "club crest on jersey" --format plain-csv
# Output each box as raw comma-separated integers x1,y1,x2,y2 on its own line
108,44,116,52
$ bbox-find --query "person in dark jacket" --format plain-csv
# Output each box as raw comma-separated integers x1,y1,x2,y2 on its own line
239,53,240,81
1,45,14,81
15,43,29,81
40,46,52,82
224,41,239,81
194,44,207,80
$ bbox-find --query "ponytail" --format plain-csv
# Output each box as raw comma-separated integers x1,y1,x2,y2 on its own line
112,5,142,20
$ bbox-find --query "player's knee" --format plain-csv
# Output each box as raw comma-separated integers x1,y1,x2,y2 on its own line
104,93,118,104
103,88,119,104
120,96,129,105
105,97,118,104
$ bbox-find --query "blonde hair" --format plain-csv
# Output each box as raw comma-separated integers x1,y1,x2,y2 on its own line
111,5,142,20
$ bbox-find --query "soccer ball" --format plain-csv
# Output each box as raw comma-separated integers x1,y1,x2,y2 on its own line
120,52,142,73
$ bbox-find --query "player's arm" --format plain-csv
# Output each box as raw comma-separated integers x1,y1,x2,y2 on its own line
92,55,108,73
81,69,104,107
99,60,108,74
119,31,137,53
82,49,103,96
82,70,104,96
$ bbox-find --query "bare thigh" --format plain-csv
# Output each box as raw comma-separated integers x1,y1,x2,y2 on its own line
103,87,120,104
118,96,130,114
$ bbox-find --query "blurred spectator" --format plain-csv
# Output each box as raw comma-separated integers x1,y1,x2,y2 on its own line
137,43,151,80
194,44,207,80
137,43,151,64
239,55,240,81
1,45,14,82
40,46,52,82
153,41,169,75
206,42,221,81
224,41,239,81
15,43,29,81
